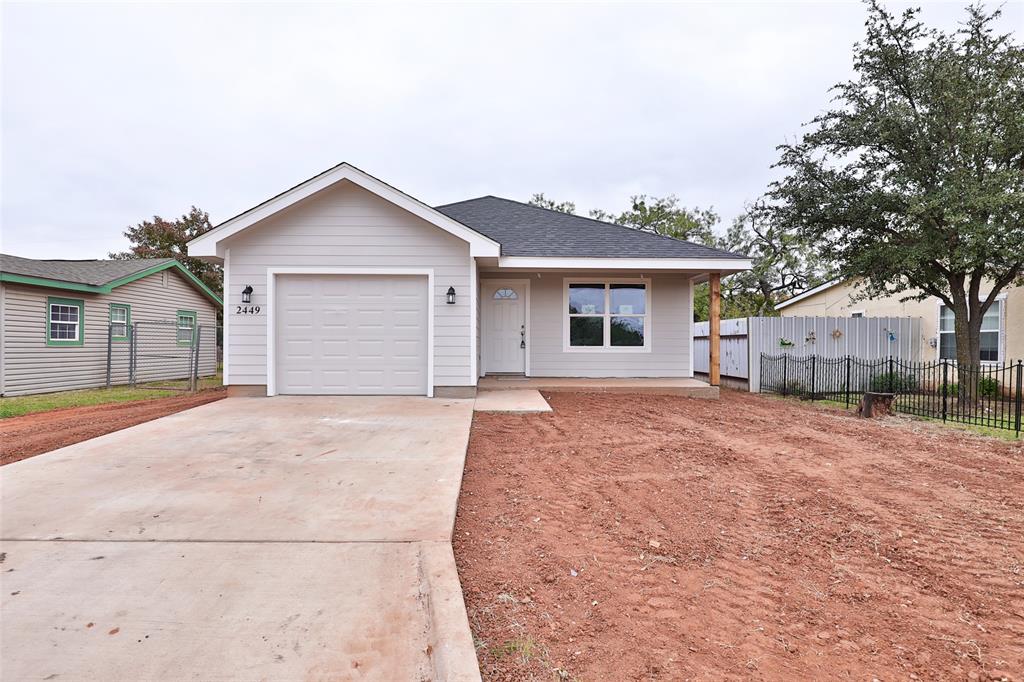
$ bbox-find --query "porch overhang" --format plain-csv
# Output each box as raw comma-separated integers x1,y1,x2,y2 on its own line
490,256,752,274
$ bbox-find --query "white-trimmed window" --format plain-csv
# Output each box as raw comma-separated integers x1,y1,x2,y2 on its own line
109,304,130,340
938,299,1003,363
176,310,196,345
47,297,84,347
565,279,650,351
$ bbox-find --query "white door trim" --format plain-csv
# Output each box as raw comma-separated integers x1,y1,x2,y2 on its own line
266,266,435,397
481,278,530,376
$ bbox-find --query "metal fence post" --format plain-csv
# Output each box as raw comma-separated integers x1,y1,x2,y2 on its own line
128,323,136,387
1015,360,1022,436
782,354,789,395
888,355,894,393
106,324,113,388
845,355,851,408
941,360,948,423
810,354,817,401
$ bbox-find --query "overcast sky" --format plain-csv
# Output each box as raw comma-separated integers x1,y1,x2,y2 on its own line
2,0,1021,259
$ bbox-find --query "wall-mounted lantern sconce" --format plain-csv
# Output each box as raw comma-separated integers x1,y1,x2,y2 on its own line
446,286,457,305
241,285,253,304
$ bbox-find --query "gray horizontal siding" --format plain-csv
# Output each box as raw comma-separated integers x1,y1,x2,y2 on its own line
1,270,218,397
481,271,691,378
224,179,473,388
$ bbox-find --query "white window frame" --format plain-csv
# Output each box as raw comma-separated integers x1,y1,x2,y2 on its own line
562,277,652,353
850,310,865,318
935,293,1006,364
48,301,82,343
176,310,197,345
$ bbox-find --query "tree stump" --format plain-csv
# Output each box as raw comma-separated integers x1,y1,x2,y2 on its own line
858,392,895,418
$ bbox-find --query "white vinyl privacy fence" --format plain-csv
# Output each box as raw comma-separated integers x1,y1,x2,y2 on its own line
694,316,923,392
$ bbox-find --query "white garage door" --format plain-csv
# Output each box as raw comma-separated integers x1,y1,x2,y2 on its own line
275,274,429,395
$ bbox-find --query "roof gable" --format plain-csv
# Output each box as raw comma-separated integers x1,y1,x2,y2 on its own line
187,162,500,258
434,196,749,260
0,254,222,306
774,278,843,310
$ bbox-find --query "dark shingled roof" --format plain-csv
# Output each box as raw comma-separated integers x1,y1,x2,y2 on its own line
434,196,747,259
0,254,175,287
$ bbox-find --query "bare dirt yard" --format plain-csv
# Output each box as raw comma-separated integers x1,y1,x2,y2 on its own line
0,388,226,465
454,390,1023,681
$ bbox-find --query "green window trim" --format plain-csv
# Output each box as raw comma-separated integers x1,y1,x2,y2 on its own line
109,303,131,341
46,296,85,347
176,309,197,346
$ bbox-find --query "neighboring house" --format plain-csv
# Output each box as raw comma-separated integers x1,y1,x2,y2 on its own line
775,278,1020,364
0,255,222,396
186,163,751,397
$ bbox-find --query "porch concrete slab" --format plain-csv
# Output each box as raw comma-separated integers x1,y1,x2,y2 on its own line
0,539,478,681
477,376,719,398
0,396,474,543
474,389,552,413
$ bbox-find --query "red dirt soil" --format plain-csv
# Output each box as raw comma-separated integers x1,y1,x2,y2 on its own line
454,390,1023,681
0,389,226,465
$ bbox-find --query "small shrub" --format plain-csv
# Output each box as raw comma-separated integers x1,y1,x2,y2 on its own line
979,376,999,399
940,377,999,399
870,371,918,393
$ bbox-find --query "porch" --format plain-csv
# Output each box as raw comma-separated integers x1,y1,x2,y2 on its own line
477,375,719,398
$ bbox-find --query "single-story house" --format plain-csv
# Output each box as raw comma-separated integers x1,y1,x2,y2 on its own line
775,278,1020,364
186,163,751,398
0,255,222,396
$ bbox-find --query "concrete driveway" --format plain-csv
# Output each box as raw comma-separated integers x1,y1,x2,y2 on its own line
0,397,481,681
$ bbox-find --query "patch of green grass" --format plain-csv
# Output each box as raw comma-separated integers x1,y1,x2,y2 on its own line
0,375,222,419
763,393,1020,440
491,636,540,664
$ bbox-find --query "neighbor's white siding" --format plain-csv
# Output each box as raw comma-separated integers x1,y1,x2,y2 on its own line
224,180,472,389
481,271,692,377
0,271,219,397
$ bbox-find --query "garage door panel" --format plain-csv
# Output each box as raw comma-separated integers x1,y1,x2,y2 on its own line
275,274,428,395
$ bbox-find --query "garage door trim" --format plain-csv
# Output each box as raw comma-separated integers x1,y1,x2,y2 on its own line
266,267,434,397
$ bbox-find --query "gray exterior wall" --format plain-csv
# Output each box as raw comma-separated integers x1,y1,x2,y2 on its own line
1,270,219,396
224,179,473,390
480,271,692,378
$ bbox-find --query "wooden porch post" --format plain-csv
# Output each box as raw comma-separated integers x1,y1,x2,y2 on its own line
709,272,721,386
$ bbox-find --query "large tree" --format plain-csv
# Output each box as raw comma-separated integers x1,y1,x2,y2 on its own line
769,1,1024,368
713,201,831,317
109,206,223,297
528,193,824,318
589,195,719,245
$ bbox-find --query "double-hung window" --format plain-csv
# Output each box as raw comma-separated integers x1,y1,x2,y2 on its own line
47,297,85,347
566,280,650,351
176,310,197,345
938,300,1003,363
109,304,130,340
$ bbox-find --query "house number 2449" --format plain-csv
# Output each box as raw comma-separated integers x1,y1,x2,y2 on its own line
235,305,263,315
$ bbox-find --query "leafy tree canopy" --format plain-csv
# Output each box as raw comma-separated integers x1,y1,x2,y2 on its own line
769,1,1024,366
528,194,825,319
109,206,223,297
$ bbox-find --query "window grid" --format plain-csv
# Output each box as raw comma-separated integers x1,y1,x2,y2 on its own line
566,281,649,351
938,301,1002,363
46,297,84,346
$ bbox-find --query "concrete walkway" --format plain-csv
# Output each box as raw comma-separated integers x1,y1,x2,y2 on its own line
0,397,481,681
474,389,552,413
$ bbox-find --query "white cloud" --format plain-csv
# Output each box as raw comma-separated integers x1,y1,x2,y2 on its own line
2,0,1019,257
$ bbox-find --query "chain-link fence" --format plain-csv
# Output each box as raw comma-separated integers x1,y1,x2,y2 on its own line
106,321,219,392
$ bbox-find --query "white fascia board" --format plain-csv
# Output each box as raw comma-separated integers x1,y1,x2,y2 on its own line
187,163,501,258
774,278,843,310
497,256,753,272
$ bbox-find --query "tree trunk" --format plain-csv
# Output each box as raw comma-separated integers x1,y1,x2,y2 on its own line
951,294,984,404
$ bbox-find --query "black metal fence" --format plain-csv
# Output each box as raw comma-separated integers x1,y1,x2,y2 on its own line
760,353,1023,435
106,321,219,392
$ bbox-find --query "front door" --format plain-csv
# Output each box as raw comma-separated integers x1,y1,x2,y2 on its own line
482,280,526,374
